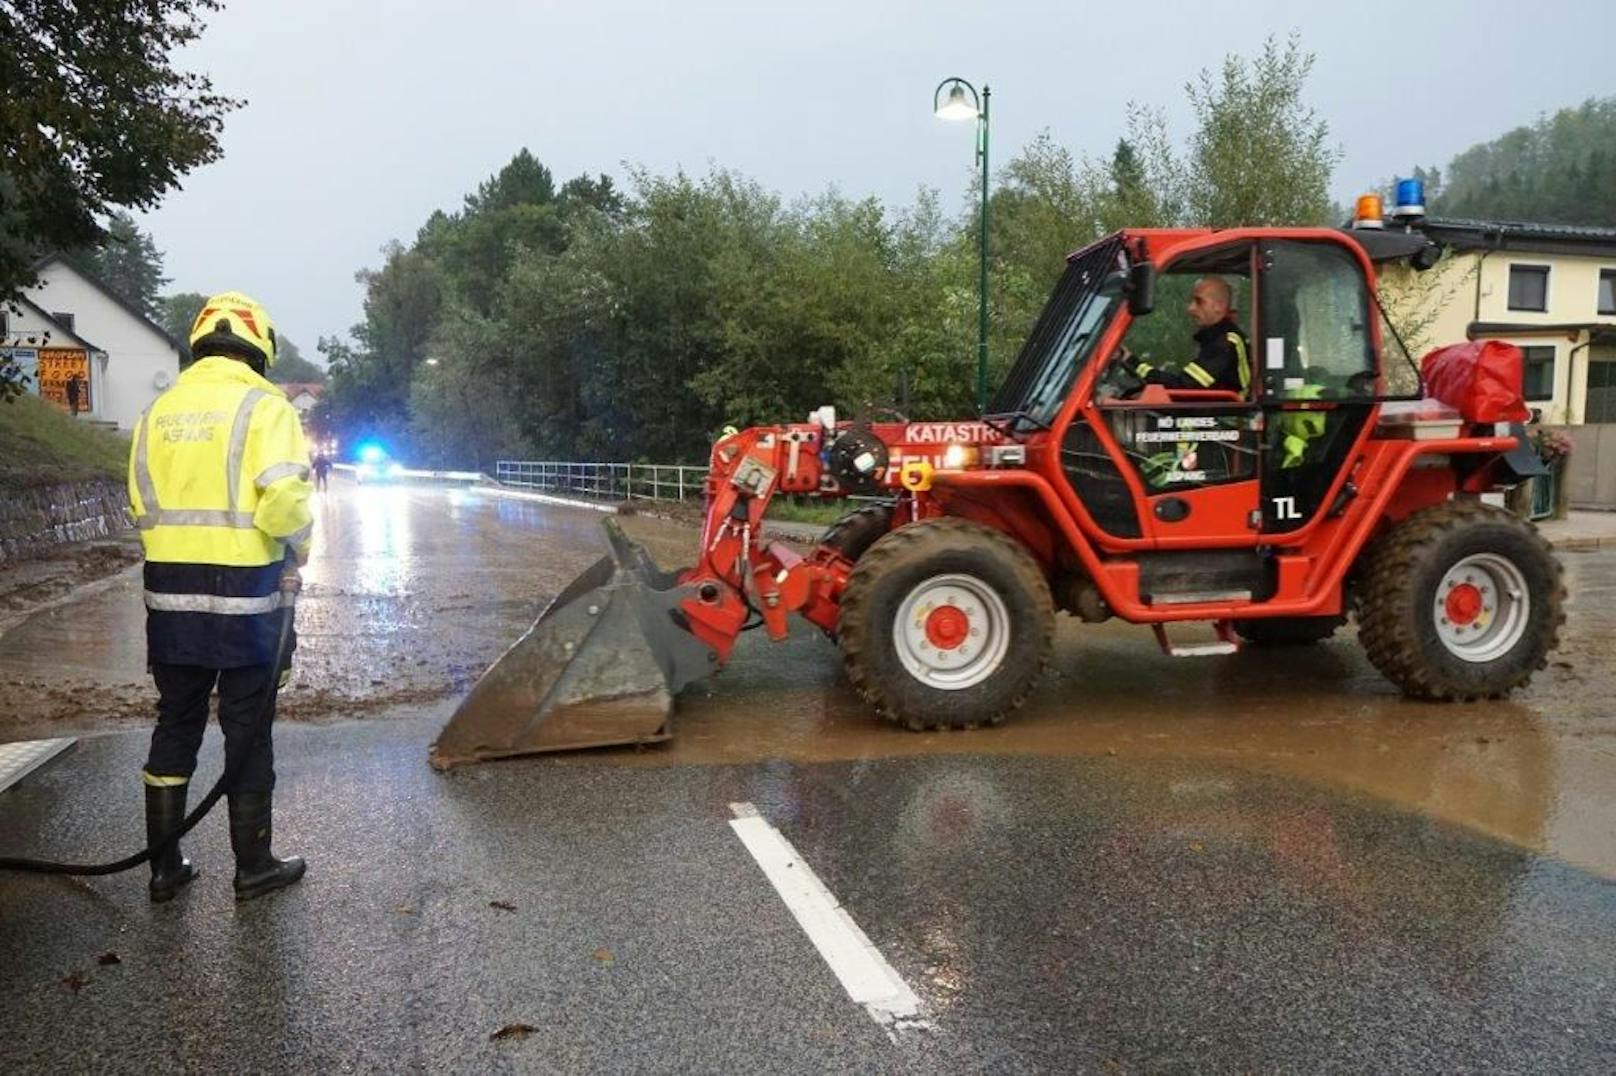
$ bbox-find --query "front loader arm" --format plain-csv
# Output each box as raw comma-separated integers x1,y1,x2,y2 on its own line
679,424,854,653
431,416,1000,765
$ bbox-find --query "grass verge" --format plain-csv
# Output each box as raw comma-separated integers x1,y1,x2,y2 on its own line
764,497,862,527
0,394,129,492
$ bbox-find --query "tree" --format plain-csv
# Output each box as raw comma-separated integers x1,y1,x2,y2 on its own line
0,0,238,398
1181,34,1338,227
267,337,325,384
463,148,555,215
1427,97,1616,224
71,211,170,315
159,292,210,346
0,1,239,299
320,37,1350,468
418,150,568,314
559,173,626,220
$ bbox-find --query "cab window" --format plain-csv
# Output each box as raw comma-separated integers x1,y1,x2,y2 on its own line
1112,243,1254,401
1258,241,1376,399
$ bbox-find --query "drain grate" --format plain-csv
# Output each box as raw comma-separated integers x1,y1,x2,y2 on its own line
0,738,76,795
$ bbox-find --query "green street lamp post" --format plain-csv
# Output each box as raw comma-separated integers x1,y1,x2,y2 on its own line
934,76,990,414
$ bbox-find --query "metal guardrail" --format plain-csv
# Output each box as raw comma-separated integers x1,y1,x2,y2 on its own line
495,461,709,502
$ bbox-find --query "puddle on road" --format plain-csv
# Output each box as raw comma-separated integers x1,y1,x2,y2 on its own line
553,540,1616,880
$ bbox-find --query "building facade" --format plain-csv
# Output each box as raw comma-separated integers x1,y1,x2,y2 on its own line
279,382,324,416
1386,219,1616,427
1,256,186,431
0,297,105,416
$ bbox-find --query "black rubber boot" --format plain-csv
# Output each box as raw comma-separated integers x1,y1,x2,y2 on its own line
228,792,305,902
146,784,198,903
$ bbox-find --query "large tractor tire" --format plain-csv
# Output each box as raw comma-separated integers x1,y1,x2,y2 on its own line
838,518,1054,730
819,502,896,564
1356,499,1564,700
1233,615,1346,647
816,503,897,642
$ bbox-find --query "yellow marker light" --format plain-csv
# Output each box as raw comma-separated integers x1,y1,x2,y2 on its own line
941,443,979,469
900,459,935,491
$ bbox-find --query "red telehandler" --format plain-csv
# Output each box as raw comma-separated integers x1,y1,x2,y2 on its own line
429,225,1563,768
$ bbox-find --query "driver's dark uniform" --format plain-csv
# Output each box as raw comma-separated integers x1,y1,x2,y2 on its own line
1131,317,1251,395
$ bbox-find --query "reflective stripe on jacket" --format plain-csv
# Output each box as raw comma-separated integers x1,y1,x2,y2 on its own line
1133,319,1251,395
1183,330,1250,394
128,356,313,667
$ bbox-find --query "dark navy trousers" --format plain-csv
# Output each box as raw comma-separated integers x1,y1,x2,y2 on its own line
146,663,278,793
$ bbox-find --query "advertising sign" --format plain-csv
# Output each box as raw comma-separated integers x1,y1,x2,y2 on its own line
0,347,39,394
37,348,90,412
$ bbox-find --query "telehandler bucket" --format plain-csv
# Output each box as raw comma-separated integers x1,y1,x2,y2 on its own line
428,519,716,769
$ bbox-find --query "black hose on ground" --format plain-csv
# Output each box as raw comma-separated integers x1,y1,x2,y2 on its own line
0,581,298,876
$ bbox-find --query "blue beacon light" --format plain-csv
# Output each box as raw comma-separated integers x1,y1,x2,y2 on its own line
1393,178,1426,221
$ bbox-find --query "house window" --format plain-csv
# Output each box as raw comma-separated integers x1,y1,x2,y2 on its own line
0,310,8,337
1521,345,1556,401
1507,265,1549,312
52,311,75,333
1587,360,1616,423
1599,269,1616,316
1590,361,1616,426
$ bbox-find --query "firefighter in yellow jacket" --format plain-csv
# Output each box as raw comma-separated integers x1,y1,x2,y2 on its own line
129,291,313,903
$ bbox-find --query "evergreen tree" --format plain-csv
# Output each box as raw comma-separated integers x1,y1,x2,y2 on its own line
72,212,170,315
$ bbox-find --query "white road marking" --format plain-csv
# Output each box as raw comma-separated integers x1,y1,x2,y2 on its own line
727,801,932,1037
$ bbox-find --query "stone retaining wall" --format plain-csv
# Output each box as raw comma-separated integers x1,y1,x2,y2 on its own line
0,480,132,564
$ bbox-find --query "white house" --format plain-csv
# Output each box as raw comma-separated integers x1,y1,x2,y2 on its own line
279,381,324,415
0,256,186,431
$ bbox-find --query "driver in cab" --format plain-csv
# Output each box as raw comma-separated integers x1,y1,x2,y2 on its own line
1118,276,1251,396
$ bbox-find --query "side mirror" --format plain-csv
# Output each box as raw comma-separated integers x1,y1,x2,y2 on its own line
1126,261,1156,316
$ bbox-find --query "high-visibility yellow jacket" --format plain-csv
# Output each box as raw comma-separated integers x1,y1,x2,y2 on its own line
1278,384,1328,469
128,356,313,667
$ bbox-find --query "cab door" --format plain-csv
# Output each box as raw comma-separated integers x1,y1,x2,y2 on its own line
1254,240,1379,535
1085,241,1262,547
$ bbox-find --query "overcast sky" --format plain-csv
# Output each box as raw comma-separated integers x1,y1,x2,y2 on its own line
138,0,1615,360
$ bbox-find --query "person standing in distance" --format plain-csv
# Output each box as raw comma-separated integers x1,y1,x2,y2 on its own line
129,290,314,902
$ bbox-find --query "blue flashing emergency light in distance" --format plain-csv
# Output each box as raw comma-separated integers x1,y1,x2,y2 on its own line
1393,178,1426,220
357,442,386,463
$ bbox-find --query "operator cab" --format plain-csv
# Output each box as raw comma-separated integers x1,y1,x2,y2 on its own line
990,229,1391,599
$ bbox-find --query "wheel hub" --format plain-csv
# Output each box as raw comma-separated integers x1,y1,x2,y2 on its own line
1432,553,1530,663
1444,582,1483,626
924,605,970,650
892,574,1011,690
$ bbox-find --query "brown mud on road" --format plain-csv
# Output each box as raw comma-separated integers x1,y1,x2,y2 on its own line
565,543,1616,879
0,485,608,741
0,488,734,742
0,535,141,634
3,482,1613,877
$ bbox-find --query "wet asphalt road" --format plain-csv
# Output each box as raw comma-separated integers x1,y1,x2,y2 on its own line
3,478,1616,1071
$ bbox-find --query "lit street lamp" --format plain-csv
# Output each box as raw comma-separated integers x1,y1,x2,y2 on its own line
933,76,990,414
424,357,446,467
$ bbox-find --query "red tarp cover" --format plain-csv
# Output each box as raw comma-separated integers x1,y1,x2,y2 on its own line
1419,341,1530,424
